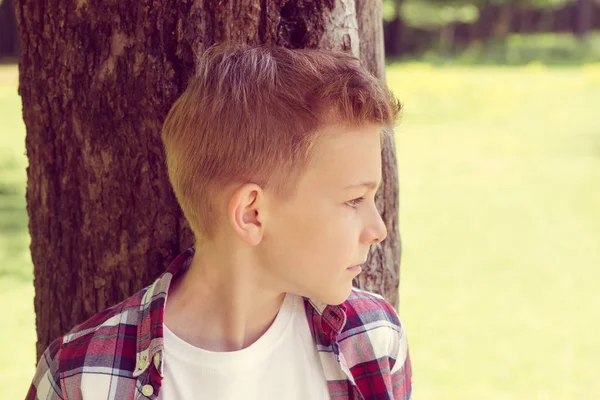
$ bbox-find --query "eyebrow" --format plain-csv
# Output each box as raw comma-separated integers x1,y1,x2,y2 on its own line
344,181,381,190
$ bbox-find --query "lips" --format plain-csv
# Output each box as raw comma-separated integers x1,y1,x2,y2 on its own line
348,260,367,269
347,260,366,271
347,265,362,273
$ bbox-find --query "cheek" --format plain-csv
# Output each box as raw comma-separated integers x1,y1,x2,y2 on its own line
309,208,358,260
272,202,358,268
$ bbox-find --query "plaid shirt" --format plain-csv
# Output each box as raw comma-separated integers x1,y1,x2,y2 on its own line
27,248,412,399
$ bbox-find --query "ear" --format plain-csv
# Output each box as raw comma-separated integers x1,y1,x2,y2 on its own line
227,183,264,246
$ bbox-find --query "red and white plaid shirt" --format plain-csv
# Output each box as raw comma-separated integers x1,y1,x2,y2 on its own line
26,248,412,399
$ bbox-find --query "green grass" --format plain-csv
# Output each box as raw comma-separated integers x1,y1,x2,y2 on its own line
1,62,600,399
0,65,35,400
390,62,600,399
397,33,600,66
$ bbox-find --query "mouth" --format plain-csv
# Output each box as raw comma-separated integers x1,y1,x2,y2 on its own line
346,263,364,273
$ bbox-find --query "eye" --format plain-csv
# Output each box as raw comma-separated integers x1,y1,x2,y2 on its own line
346,197,365,208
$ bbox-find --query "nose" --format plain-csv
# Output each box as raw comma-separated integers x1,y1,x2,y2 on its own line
365,204,387,244
372,212,387,243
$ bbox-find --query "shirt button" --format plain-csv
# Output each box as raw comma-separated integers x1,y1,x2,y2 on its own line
142,384,154,397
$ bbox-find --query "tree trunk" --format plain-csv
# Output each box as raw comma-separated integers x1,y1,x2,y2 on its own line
0,0,19,58
355,0,401,309
493,5,514,39
382,0,404,57
439,24,455,53
573,0,592,37
537,9,556,33
554,5,572,32
16,0,401,360
476,4,502,40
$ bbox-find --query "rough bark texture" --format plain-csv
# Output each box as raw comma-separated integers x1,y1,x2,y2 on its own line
354,0,400,309
16,0,401,359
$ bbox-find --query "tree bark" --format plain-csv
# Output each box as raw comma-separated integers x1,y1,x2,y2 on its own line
355,0,400,309
16,0,401,360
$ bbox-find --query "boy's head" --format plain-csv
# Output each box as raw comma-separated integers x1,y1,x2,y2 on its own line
162,44,400,304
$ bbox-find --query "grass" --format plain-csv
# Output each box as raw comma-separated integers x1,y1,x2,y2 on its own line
0,65,35,400
390,62,600,399
1,61,599,399
397,33,600,66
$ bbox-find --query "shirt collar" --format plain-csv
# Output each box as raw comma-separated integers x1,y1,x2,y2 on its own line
133,247,347,377
307,298,347,337
133,247,195,377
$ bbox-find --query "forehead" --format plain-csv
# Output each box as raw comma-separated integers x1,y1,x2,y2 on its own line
302,123,383,187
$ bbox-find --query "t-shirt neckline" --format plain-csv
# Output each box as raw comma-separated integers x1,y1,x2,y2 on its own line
162,292,299,368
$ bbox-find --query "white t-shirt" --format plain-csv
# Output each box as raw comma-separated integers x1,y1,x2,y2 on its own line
157,292,330,399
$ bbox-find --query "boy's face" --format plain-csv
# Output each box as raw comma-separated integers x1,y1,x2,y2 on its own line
260,123,388,305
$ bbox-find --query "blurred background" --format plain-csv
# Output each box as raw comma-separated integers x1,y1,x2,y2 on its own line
1,0,599,398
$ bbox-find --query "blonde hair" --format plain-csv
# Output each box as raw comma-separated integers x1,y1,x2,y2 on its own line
161,44,400,240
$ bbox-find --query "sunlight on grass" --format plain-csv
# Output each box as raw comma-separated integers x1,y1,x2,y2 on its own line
390,63,600,399
0,64,35,400
1,62,599,399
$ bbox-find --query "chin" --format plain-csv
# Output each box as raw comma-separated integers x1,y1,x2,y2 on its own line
317,285,354,306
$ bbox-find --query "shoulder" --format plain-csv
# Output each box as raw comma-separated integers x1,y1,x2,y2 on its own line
62,284,149,347
339,288,412,398
58,284,151,361
342,287,404,332
31,284,153,390
26,334,64,399
339,287,408,368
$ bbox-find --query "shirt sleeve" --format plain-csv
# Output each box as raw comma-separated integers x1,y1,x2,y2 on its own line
390,324,413,400
25,338,64,400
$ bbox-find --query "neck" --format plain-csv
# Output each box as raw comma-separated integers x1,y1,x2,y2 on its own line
163,245,286,352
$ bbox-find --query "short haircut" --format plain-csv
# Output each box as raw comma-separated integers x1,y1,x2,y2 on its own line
161,44,400,240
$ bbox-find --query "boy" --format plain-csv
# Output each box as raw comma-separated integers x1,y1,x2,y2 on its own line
27,44,412,399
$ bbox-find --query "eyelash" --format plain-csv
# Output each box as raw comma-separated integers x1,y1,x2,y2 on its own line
346,197,365,208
